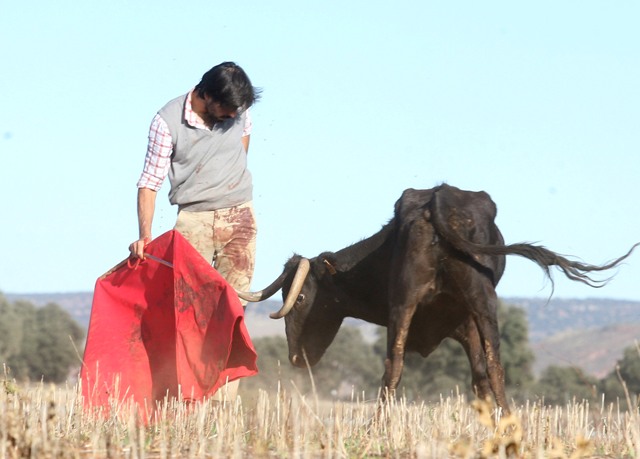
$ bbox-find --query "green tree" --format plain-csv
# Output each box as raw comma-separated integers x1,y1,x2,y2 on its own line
0,297,85,383
311,326,381,399
32,303,85,381
599,345,640,403
401,337,472,401
533,365,598,406
246,302,535,402
0,295,22,363
242,335,293,393
498,304,535,399
371,326,472,401
5,301,38,380
371,301,535,403
245,327,380,400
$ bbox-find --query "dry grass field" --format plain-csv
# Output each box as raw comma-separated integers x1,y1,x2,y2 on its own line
1,377,639,459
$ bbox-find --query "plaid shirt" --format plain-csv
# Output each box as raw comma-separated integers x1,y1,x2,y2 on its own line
137,90,253,191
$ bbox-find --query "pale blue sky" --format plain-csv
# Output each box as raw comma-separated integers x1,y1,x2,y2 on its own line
1,1,638,302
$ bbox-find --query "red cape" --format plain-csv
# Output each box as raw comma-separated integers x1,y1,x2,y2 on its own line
81,230,258,409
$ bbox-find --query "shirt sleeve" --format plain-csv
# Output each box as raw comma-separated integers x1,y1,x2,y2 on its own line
242,108,253,137
136,114,173,191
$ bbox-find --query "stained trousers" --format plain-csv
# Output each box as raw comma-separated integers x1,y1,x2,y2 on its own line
174,201,257,402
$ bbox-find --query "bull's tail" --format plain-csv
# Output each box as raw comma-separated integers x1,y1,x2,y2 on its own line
429,188,639,288
469,240,639,288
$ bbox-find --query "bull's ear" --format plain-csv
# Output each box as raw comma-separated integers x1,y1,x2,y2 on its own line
318,252,338,276
322,258,337,275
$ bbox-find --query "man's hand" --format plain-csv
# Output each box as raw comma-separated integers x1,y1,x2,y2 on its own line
131,188,157,259
129,237,149,259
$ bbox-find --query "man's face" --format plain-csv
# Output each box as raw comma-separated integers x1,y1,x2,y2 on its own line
204,96,239,122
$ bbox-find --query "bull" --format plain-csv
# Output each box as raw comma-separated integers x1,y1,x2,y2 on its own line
238,184,637,412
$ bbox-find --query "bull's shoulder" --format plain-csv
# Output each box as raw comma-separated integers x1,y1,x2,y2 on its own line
434,184,497,220
394,184,498,224
394,187,437,221
434,186,500,243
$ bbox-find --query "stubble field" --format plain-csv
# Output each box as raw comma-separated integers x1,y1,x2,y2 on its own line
1,378,639,458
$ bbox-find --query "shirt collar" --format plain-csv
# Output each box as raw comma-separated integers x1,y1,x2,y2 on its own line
184,89,209,129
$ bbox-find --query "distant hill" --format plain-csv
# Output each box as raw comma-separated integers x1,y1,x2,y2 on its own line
528,322,640,378
503,297,640,342
4,292,639,378
503,297,640,378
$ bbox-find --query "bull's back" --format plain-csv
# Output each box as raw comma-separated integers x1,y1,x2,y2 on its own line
428,184,506,286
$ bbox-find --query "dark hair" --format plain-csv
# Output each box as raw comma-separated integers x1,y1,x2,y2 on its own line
195,62,261,110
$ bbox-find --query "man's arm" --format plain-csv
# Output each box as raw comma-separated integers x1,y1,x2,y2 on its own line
242,134,250,153
241,108,252,153
129,187,157,259
130,113,172,258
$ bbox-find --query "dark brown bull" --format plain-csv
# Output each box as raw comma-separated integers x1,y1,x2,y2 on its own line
239,184,638,412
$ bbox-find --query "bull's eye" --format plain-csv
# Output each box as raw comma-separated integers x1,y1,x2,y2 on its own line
296,294,306,304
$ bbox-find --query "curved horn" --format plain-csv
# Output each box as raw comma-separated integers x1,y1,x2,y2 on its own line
235,268,291,303
269,258,310,319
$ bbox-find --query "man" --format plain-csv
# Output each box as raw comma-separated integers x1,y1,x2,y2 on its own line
129,61,261,400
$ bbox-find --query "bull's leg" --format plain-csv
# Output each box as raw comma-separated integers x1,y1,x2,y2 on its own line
382,304,417,398
383,217,437,402
472,287,510,414
452,319,492,402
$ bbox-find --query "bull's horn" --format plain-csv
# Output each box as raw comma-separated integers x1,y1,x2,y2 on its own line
269,258,310,319
235,268,291,303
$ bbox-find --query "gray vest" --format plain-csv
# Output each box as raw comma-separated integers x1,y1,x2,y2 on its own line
159,93,253,211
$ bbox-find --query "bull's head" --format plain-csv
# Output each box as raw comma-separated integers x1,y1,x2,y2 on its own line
237,255,344,368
